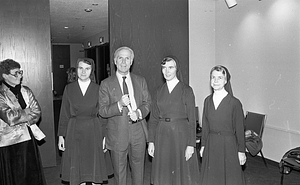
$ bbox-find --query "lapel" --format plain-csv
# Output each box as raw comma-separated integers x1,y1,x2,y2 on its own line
21,87,30,107
130,73,140,106
111,74,123,100
1,84,22,109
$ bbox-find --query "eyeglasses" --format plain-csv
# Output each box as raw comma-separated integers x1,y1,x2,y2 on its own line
9,70,23,78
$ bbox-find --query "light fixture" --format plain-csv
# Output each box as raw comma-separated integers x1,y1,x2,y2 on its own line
87,41,92,47
84,8,92,12
99,37,104,43
225,0,237,9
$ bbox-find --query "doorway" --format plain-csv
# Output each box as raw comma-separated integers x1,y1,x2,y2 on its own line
85,42,110,84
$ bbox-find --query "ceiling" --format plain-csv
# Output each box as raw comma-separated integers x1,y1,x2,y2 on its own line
49,0,108,44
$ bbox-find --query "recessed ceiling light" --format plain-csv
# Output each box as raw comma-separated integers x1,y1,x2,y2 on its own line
64,26,69,29
85,8,92,12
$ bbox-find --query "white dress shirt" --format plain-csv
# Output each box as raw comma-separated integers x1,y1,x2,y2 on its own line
116,72,142,118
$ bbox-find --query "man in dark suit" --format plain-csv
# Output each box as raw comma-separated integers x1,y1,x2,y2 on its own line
99,46,151,185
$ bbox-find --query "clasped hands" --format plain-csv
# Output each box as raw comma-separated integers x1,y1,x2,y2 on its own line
119,94,139,122
148,142,194,161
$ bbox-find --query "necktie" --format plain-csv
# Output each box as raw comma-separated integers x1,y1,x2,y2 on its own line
122,76,129,95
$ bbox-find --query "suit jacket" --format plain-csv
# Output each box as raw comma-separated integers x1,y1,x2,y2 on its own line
99,73,151,151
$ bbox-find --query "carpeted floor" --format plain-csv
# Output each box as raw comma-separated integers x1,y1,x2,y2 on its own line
43,151,300,185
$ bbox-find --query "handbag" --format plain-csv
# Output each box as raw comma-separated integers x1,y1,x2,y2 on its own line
245,129,263,156
0,123,31,147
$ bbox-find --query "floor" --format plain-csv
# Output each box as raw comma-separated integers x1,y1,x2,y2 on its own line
43,151,300,185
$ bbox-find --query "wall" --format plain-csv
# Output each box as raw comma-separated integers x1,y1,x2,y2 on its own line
0,0,56,167
189,0,215,113
110,0,189,96
189,0,300,162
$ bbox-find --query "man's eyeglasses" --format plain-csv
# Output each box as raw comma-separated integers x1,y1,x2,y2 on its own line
9,70,23,78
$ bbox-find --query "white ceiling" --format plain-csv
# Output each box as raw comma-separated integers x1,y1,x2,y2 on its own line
50,0,108,43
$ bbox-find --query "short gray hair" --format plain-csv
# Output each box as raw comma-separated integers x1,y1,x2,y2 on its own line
113,46,134,60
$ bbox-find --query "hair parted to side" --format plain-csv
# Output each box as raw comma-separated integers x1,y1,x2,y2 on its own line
0,59,21,81
77,58,94,66
209,65,234,95
210,65,227,81
113,46,134,60
161,55,185,82
161,57,176,67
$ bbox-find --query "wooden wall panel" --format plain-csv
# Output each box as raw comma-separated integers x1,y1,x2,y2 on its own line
109,0,189,96
0,0,56,167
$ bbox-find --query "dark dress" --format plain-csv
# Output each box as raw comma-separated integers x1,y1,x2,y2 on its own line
148,82,200,185
200,94,246,185
0,130,45,185
58,81,107,184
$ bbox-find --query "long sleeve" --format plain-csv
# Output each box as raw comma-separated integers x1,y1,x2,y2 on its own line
201,97,209,148
98,114,108,138
233,99,246,152
0,85,41,126
57,86,71,136
135,77,151,119
148,91,159,143
23,86,41,125
184,86,196,147
98,79,123,118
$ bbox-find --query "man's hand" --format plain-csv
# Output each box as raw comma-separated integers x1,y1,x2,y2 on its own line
118,94,130,107
129,110,139,122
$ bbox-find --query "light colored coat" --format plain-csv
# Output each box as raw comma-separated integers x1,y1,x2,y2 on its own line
0,84,41,147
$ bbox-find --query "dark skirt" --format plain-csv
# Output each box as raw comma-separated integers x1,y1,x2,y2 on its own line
0,129,46,185
151,120,200,185
60,117,108,185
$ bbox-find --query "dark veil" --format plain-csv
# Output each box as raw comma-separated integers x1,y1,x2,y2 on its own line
161,55,184,82
221,65,233,95
76,58,96,83
210,65,233,95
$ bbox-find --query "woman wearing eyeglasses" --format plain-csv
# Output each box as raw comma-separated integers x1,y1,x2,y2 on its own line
0,59,46,185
